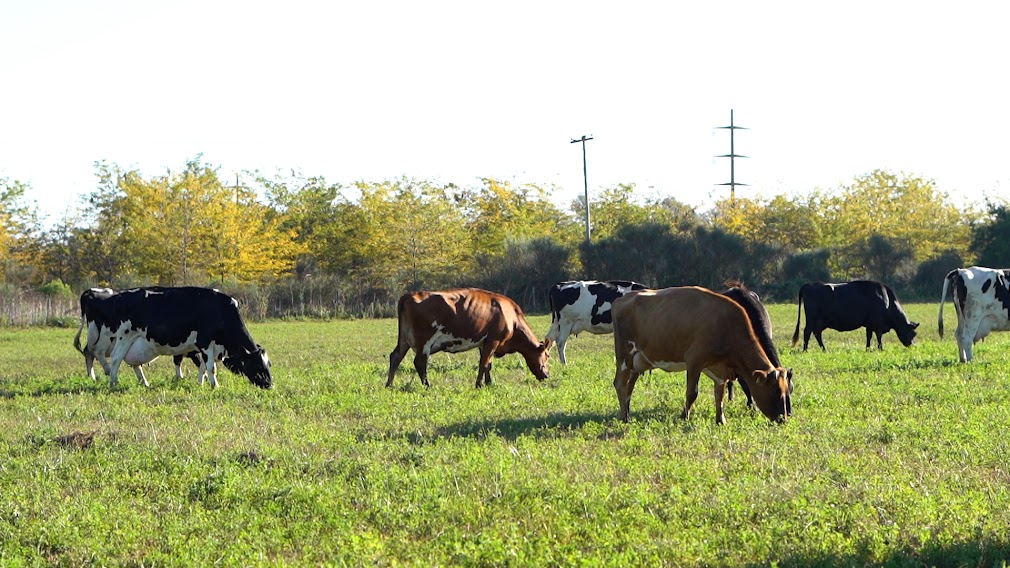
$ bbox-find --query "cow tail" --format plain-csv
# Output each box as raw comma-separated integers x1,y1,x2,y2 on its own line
791,285,805,347
72,299,86,354
938,269,955,338
395,294,410,349
72,318,85,354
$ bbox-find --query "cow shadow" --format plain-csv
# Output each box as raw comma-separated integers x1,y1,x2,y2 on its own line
747,537,1010,568
405,407,690,445
0,380,109,399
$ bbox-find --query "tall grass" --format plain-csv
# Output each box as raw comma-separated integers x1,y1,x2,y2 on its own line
1,303,1009,565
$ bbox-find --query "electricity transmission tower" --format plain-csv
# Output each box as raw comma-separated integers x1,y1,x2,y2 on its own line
716,110,748,200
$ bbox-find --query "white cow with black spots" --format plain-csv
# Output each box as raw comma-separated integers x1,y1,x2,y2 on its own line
939,266,1010,362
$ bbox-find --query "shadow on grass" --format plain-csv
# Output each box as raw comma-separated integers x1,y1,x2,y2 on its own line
0,380,112,399
751,537,1009,568
406,407,684,444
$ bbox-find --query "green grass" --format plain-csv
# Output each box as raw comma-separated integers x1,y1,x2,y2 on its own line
1,304,1010,566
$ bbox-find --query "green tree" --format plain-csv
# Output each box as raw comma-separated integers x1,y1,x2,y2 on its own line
580,184,653,242
0,178,44,284
970,201,1010,268
463,178,573,258
819,170,973,276
349,179,471,293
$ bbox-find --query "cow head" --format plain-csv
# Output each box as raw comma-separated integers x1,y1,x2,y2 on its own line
224,344,273,388
896,321,920,347
748,367,793,422
522,340,551,381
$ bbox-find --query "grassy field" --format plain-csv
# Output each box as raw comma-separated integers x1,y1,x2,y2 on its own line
1,302,1010,566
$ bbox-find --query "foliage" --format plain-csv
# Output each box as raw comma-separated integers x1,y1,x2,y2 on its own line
38,278,74,299
3,307,1010,565
970,201,1010,268
819,170,973,275
471,237,572,312
2,165,994,310
0,178,43,284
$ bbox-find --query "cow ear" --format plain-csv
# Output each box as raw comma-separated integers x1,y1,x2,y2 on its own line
751,370,768,384
912,322,920,329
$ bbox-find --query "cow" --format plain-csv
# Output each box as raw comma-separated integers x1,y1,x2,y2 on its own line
84,286,272,389
73,287,203,385
545,280,648,365
611,286,793,425
719,281,782,408
386,288,550,388
791,280,919,351
938,266,1010,362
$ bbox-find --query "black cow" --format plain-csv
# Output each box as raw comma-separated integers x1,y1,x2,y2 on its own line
791,280,919,350
85,286,272,389
720,282,784,410
73,287,203,385
545,280,648,364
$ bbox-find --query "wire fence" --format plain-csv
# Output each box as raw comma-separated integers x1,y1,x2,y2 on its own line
0,290,78,326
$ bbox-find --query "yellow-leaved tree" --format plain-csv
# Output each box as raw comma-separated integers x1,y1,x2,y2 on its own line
114,158,300,284
819,170,975,275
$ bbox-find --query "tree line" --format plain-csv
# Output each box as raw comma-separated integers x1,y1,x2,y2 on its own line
2,158,1007,322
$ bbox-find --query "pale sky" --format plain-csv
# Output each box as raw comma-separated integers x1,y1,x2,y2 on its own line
2,1,1007,221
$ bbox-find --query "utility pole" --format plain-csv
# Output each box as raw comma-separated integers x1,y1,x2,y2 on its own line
716,110,748,200
571,134,593,243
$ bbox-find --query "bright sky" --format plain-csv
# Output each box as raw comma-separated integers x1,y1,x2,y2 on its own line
2,1,1007,221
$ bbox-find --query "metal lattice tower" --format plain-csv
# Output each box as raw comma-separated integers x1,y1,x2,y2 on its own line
716,110,748,200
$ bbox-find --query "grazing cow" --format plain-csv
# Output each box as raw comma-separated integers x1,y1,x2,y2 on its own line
938,266,1010,362
612,286,793,424
387,288,550,388
720,282,782,408
791,280,919,350
73,288,203,385
85,286,272,389
545,280,648,365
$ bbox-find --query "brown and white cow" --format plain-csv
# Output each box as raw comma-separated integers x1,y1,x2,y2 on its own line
612,286,792,424
386,288,550,388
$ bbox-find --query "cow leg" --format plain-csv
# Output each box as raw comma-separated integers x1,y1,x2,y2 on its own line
412,352,430,387
813,330,826,350
955,322,976,363
386,343,411,387
205,350,220,389
173,354,186,380
475,361,493,388
107,335,138,388
802,327,812,351
556,323,574,365
714,380,728,425
681,369,701,420
85,349,97,381
875,331,884,350
613,362,639,423
476,342,497,388
132,365,150,388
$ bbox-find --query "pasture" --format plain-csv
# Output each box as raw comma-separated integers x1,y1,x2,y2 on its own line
1,302,1010,566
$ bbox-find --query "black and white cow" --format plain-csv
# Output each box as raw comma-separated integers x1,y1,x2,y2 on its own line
792,280,919,350
939,266,1010,362
545,280,648,364
85,286,272,389
73,288,203,385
